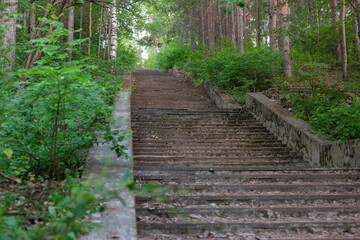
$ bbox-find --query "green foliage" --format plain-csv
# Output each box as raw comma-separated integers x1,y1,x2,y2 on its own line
185,45,284,102
0,19,128,180
309,101,360,141
0,178,104,240
156,39,191,71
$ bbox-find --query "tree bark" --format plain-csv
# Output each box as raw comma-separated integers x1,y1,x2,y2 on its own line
79,3,85,50
24,8,29,34
98,5,103,58
67,1,74,61
189,0,195,53
237,6,244,53
352,0,360,63
208,0,215,53
2,0,18,71
88,2,92,55
30,1,36,32
331,0,342,62
280,0,293,78
255,0,262,46
231,4,236,47
341,0,348,79
103,11,108,60
201,0,206,48
269,0,278,49
357,0,360,37
218,0,223,48
316,7,320,44
109,1,117,60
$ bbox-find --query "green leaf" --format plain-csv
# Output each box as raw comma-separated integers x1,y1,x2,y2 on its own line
4,148,13,159
48,206,57,218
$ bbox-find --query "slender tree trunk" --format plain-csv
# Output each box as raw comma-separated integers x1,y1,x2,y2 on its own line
355,0,360,63
2,0,18,71
103,11,108,60
218,0,223,48
341,0,348,79
208,0,215,53
98,6,103,58
237,6,244,53
280,0,293,78
108,12,112,60
256,0,262,46
67,1,74,61
30,1,36,33
245,1,252,41
201,0,206,47
316,7,320,44
331,0,342,62
269,0,278,49
189,0,195,53
88,2,92,55
109,1,117,60
79,3,85,50
225,7,230,37
24,8,29,34
357,0,360,36
231,4,236,47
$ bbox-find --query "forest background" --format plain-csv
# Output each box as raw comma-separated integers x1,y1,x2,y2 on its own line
0,0,359,239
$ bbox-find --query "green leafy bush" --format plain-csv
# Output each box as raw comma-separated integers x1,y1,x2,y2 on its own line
185,45,283,102
156,39,190,71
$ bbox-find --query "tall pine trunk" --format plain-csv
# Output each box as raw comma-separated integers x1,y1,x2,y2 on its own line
88,2,92,55
269,0,278,49
255,0,262,46
355,0,360,63
218,0,223,48
201,0,206,48
30,1,36,33
331,0,342,62
208,0,215,53
189,0,195,53
237,6,244,53
67,1,74,61
98,5,103,58
280,0,293,78
341,0,348,79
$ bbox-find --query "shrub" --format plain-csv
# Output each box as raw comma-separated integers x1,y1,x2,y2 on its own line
156,39,190,71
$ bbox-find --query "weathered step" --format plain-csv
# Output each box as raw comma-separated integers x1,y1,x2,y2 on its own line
137,220,360,236
136,205,360,219
136,193,360,206
156,183,360,193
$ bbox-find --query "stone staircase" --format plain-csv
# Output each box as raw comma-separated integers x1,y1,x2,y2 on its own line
131,70,360,240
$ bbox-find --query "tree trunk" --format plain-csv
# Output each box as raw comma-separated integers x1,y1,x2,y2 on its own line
24,8,29,34
67,1,74,61
331,0,342,62
225,7,230,37
316,7,320,44
245,0,252,41
103,11,108,60
231,4,236,47
354,0,360,63
109,1,117,60
108,11,112,60
98,5,103,58
88,2,92,55
280,0,293,78
208,0,215,53
79,3,85,50
30,1,36,33
2,0,18,71
201,0,206,47
269,0,278,49
237,6,244,53
189,0,195,53
218,0,223,48
341,0,348,79
256,0,262,46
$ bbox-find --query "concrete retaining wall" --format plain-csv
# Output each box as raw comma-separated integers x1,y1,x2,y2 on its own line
80,92,137,240
246,93,360,167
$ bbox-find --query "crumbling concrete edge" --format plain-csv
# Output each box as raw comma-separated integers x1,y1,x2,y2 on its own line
246,92,360,167
172,68,242,109
80,92,137,240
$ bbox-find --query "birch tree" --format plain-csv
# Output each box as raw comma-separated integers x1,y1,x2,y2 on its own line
110,0,118,60
2,0,18,70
